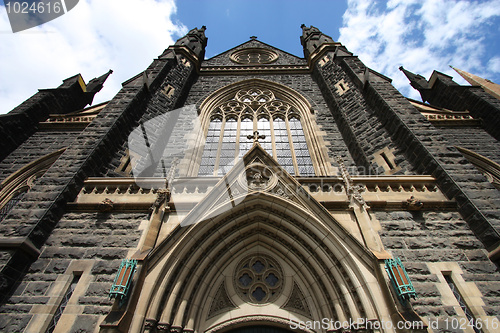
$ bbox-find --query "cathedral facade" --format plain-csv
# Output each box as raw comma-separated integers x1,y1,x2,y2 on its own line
0,25,499,333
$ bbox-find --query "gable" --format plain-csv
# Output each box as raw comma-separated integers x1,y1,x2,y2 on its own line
203,39,306,67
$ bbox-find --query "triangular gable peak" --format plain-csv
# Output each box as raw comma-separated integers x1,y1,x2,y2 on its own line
178,142,315,226
156,143,375,265
203,39,306,67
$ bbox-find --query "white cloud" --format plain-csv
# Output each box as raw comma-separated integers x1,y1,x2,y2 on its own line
488,56,500,73
339,0,500,100
0,0,187,114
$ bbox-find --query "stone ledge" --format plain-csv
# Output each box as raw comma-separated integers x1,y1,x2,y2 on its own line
0,237,40,259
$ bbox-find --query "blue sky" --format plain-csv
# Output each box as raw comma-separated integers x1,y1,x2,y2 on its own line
1,0,500,114
172,0,347,59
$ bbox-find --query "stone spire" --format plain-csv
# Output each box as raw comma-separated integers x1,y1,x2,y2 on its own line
451,66,500,101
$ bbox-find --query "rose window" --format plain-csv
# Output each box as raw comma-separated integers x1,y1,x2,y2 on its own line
230,48,279,65
234,255,283,304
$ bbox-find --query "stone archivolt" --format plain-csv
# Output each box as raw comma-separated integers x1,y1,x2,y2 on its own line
119,145,402,332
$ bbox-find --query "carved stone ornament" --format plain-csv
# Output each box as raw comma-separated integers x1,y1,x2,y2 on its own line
249,171,267,189
238,163,277,192
170,326,183,333
270,183,291,200
152,188,171,209
281,282,312,318
156,322,170,332
230,48,279,65
207,281,237,319
336,155,367,207
144,318,158,332
350,184,366,206
247,130,266,144
404,195,423,210
98,198,114,212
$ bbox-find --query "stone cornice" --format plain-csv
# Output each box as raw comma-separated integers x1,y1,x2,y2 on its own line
199,64,310,75
70,175,453,212
408,99,482,126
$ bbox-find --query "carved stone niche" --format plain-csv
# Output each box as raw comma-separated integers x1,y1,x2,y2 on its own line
238,163,277,192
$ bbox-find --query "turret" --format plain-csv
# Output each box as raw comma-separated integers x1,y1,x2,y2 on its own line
300,24,335,59
85,69,113,105
400,66,500,140
174,26,208,61
399,66,431,102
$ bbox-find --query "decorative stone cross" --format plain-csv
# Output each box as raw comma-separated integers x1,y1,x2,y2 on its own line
250,36,258,40
247,131,265,144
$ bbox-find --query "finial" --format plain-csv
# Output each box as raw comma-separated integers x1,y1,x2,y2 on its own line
301,24,306,28
250,36,257,40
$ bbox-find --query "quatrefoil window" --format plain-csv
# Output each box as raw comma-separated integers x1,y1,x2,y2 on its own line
234,255,283,304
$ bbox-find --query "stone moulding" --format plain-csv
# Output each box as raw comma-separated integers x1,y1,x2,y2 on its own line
70,175,453,212
38,102,107,130
455,146,500,190
0,148,67,209
408,99,481,126
200,65,310,75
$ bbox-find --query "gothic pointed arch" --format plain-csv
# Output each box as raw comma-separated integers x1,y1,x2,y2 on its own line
455,146,500,190
0,148,66,221
183,79,333,177
130,145,396,333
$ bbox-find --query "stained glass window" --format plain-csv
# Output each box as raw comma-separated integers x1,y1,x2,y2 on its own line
274,117,294,175
218,118,237,174
239,117,253,158
198,88,315,177
257,117,272,157
45,275,81,333
198,118,221,176
445,275,481,333
289,117,314,176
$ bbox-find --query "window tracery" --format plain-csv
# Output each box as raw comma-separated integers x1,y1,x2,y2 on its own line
234,254,283,304
198,88,315,176
230,48,279,65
